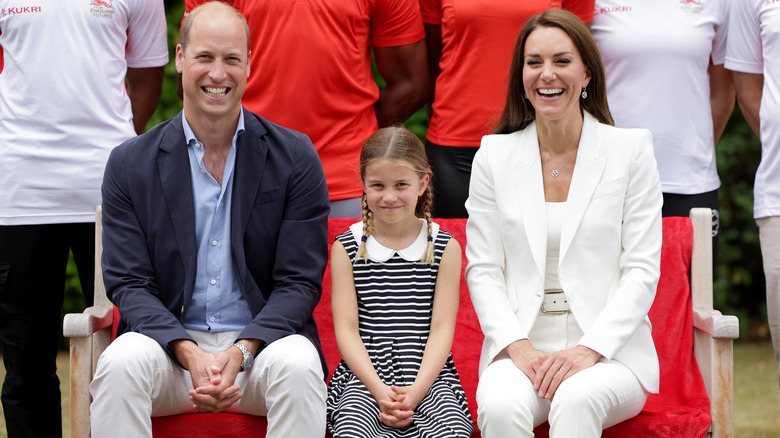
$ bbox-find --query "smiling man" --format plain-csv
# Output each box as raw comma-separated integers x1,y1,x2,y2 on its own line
88,2,330,437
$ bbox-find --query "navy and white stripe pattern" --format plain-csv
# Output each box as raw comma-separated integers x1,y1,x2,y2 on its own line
326,226,473,437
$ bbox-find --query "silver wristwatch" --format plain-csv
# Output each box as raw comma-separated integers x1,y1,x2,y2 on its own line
231,342,254,372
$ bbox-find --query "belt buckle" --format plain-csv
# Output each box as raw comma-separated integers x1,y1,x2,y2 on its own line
541,289,569,313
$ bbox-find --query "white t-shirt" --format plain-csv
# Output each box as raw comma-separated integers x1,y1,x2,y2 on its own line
725,0,780,219
0,0,168,225
591,0,728,195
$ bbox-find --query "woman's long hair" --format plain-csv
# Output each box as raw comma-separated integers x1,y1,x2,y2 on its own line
494,9,614,134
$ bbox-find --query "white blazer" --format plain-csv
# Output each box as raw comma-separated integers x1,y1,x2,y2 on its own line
465,112,662,393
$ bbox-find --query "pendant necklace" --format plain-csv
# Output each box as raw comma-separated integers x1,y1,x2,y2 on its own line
542,148,577,178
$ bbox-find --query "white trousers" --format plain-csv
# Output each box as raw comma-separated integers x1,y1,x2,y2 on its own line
90,331,326,438
476,312,648,438
758,216,780,384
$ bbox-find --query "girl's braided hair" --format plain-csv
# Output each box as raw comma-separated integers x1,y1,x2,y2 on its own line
355,127,435,264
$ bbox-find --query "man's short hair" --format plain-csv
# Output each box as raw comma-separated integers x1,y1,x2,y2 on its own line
180,1,250,53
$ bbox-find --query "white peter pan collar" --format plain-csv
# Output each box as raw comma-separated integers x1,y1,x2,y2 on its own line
349,218,439,263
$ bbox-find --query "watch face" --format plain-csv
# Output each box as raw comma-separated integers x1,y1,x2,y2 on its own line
243,354,254,371
234,342,253,371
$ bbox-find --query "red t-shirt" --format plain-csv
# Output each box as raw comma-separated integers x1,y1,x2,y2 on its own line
420,0,594,148
185,0,425,201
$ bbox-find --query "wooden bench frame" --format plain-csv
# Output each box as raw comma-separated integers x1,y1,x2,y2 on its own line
689,208,739,437
64,207,739,437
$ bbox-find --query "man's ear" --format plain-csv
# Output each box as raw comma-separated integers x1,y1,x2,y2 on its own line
175,45,184,100
175,44,184,74
246,50,251,78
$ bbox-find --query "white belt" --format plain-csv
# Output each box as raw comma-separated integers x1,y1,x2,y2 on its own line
541,289,570,313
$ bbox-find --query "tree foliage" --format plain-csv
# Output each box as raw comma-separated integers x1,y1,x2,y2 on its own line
716,107,765,336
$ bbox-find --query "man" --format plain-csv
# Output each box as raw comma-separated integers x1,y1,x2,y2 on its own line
726,0,780,389
184,0,429,218
0,1,167,436
89,2,330,436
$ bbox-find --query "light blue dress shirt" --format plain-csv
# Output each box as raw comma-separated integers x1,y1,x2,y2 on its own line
181,111,253,332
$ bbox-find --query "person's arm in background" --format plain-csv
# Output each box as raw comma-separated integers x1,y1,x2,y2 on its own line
731,71,763,138
124,0,167,133
373,40,430,127
422,23,441,121
127,67,165,134
709,65,736,144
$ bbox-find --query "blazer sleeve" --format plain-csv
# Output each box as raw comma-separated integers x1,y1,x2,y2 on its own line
101,142,194,351
237,133,330,346
465,138,529,355
577,129,663,360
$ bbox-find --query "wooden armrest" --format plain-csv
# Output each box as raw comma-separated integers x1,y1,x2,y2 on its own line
63,305,114,338
693,309,740,339
66,305,113,438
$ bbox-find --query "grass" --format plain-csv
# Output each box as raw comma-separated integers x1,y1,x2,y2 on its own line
0,342,778,437
733,342,780,437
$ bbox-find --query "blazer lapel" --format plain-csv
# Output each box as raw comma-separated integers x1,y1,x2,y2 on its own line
231,109,269,284
560,113,606,261
157,113,197,294
509,125,548,282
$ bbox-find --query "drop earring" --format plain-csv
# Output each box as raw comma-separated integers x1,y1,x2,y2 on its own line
581,88,588,99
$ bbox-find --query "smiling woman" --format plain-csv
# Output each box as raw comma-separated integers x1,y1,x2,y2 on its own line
465,9,664,437
494,9,613,136
521,26,591,130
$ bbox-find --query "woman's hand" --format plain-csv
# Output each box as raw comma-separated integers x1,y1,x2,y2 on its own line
506,339,550,382
534,345,602,399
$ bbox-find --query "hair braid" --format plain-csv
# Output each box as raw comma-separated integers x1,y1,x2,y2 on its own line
420,183,435,265
354,193,372,263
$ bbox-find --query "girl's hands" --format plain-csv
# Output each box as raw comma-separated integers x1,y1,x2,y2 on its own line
373,384,423,428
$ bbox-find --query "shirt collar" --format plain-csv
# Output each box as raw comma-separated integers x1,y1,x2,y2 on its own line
181,109,246,147
349,219,439,263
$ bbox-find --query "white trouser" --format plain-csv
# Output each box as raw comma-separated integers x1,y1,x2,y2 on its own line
476,312,648,437
758,216,780,384
90,330,326,438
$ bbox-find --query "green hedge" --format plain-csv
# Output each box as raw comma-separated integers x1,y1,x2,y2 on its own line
715,107,765,337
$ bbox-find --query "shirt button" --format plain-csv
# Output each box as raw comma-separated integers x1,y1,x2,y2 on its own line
209,316,216,322
212,240,218,246
210,279,217,285
195,142,202,148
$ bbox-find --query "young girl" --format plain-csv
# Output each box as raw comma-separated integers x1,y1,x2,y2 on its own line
326,127,473,437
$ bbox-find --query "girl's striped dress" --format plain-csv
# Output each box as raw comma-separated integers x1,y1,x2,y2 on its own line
326,220,473,438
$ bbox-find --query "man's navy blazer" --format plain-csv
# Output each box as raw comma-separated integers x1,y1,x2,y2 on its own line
101,108,330,372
